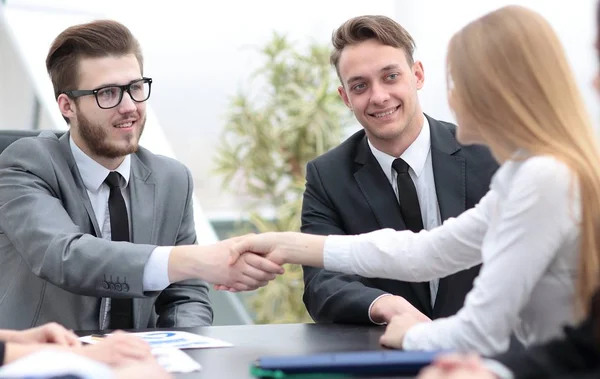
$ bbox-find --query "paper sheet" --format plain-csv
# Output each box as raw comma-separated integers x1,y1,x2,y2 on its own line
0,347,201,376
80,330,234,349
152,346,202,373
0,350,114,378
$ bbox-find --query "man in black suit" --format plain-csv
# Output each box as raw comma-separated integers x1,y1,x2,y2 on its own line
301,15,498,325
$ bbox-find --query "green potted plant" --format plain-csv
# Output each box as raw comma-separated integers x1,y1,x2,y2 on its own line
214,32,351,323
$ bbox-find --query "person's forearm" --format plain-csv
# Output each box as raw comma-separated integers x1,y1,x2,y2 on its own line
303,265,386,324
0,330,21,343
168,245,205,283
279,232,326,267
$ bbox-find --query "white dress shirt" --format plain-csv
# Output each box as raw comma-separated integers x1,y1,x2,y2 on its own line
70,138,171,292
367,116,441,322
324,154,579,355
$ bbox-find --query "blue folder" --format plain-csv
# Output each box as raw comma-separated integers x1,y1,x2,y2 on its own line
251,350,450,378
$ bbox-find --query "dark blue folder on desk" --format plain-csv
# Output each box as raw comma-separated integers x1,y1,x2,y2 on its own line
251,350,449,378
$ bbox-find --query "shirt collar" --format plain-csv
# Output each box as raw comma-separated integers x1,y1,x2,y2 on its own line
69,136,131,193
368,115,431,182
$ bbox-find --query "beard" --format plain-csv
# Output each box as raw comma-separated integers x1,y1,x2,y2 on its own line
76,112,146,159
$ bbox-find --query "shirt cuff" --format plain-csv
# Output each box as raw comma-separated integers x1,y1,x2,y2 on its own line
142,246,172,291
482,359,514,379
368,294,394,325
402,322,427,350
323,235,355,273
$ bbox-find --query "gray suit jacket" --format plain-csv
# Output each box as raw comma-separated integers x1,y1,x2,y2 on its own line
0,132,212,330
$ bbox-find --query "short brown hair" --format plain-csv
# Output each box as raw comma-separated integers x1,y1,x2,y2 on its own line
330,15,416,81
46,19,143,100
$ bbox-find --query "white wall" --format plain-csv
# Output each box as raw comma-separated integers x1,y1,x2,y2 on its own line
4,0,599,218
394,0,599,128
120,0,398,218
0,3,34,130
2,0,397,218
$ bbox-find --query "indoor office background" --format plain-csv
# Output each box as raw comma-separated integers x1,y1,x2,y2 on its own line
0,0,597,325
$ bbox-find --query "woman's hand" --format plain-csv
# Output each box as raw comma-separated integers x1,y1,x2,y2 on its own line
379,313,428,349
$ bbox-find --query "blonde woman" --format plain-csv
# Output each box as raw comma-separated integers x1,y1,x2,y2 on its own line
224,4,600,356
418,3,600,379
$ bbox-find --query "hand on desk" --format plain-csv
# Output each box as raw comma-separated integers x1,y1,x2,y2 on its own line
76,331,153,367
370,295,431,325
0,322,80,347
417,354,498,379
3,330,166,376
77,332,172,378
379,313,430,349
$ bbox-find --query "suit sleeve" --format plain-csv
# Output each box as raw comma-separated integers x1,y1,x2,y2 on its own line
492,316,600,379
0,139,155,298
154,166,213,327
301,161,390,324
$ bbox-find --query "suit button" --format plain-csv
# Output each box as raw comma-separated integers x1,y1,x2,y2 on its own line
115,283,122,291
109,283,116,291
122,283,130,292
102,281,109,290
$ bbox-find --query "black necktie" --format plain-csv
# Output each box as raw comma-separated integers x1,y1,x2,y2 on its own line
105,171,134,330
392,158,431,306
392,158,424,232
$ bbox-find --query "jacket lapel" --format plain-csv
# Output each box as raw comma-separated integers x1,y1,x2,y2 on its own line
428,116,466,313
128,154,156,328
354,135,407,231
128,155,155,245
429,120,466,221
354,135,432,314
58,133,101,237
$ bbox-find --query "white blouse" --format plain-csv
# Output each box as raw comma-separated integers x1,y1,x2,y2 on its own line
323,155,580,355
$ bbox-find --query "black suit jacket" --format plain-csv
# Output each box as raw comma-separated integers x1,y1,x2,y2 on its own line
301,115,499,324
494,292,600,379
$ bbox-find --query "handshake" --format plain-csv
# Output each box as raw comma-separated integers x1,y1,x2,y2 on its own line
168,231,327,292
213,232,288,293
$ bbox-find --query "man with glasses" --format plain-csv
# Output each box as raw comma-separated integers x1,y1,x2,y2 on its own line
0,19,283,331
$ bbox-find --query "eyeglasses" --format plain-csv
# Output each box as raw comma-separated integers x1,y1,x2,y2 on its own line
63,77,153,109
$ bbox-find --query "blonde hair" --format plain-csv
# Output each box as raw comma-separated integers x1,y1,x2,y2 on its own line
447,5,600,315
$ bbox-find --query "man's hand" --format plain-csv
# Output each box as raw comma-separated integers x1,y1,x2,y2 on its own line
7,322,80,347
228,232,288,266
76,331,153,367
170,235,284,291
379,313,429,349
212,251,287,292
370,295,431,324
418,354,499,379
